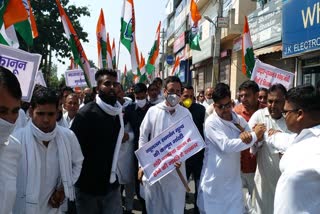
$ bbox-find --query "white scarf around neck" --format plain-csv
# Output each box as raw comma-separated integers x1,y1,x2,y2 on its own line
0,117,16,145
96,95,125,183
157,100,180,112
21,121,76,214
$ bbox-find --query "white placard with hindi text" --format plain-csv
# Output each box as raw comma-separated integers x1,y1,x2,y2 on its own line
65,68,96,88
0,44,41,102
135,115,205,185
251,59,295,90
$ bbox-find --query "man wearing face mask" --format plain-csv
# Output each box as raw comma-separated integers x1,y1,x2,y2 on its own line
138,76,192,214
71,69,124,214
124,83,152,214
180,85,205,214
0,67,23,214
202,87,214,108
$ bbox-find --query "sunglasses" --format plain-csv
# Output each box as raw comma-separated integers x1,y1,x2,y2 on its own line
215,101,232,110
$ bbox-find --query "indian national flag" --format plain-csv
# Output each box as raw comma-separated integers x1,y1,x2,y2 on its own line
171,56,181,76
121,0,139,74
106,33,113,69
189,0,201,51
96,9,107,69
112,38,117,69
242,16,255,78
146,21,161,76
56,0,91,87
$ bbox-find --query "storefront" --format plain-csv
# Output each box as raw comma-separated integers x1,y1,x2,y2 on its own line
282,0,320,85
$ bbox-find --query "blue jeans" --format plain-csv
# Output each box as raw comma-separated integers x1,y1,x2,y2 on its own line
75,187,123,214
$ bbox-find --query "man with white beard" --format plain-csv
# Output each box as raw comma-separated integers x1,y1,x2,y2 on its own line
0,67,23,214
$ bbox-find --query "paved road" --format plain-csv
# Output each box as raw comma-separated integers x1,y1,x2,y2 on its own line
129,179,196,214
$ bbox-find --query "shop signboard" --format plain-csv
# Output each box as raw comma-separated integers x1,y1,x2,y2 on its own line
283,0,320,57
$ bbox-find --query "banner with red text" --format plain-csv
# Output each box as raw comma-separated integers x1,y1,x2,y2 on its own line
251,59,294,90
135,115,205,185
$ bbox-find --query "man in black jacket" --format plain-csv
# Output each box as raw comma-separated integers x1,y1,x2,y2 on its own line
124,83,152,214
181,85,205,214
71,69,123,214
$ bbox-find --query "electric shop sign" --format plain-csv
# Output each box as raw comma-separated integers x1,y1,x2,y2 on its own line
283,0,320,57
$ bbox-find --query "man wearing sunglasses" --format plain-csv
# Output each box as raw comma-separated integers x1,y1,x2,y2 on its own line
197,83,265,213
71,69,124,214
271,85,320,213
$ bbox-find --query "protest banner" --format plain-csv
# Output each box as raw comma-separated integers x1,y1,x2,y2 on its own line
251,59,295,90
64,68,96,88
135,115,205,185
0,44,41,102
34,70,47,87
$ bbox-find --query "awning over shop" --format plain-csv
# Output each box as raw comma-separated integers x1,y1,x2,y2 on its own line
254,44,282,56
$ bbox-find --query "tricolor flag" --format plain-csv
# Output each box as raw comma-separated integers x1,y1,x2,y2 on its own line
242,16,255,78
26,0,38,39
56,0,91,87
189,0,201,51
138,52,147,83
96,9,107,69
0,0,28,47
121,0,139,74
69,57,78,69
112,38,117,69
171,56,181,76
122,64,127,86
146,21,161,76
106,33,113,69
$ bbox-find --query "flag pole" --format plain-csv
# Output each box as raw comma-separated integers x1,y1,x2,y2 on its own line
117,38,121,70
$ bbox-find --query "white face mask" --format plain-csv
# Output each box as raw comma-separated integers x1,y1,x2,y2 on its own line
0,117,16,144
136,98,147,108
166,93,180,107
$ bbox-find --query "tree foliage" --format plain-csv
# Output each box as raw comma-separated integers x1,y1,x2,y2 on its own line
20,0,90,71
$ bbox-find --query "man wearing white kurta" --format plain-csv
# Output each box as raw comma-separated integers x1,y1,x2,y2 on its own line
272,85,320,213
12,87,83,214
138,76,192,214
248,84,289,214
0,67,24,214
197,83,265,214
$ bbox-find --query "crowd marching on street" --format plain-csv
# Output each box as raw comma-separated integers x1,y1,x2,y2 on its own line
1,0,320,213
1,66,320,214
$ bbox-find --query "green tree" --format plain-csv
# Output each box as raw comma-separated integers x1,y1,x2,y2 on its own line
20,0,90,82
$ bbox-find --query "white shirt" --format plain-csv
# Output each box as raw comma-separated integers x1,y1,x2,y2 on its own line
248,107,289,214
63,112,74,128
274,125,320,214
139,102,192,214
197,112,257,214
0,136,22,214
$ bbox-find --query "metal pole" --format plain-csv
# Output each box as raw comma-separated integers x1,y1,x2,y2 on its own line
212,0,223,86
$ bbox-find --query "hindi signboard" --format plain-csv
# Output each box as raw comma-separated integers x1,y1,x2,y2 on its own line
65,68,96,87
135,115,205,185
0,44,41,102
251,60,295,90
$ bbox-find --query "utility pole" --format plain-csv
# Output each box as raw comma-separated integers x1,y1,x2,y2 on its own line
213,0,223,86
159,28,166,79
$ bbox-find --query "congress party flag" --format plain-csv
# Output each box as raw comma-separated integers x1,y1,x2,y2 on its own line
56,0,91,87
